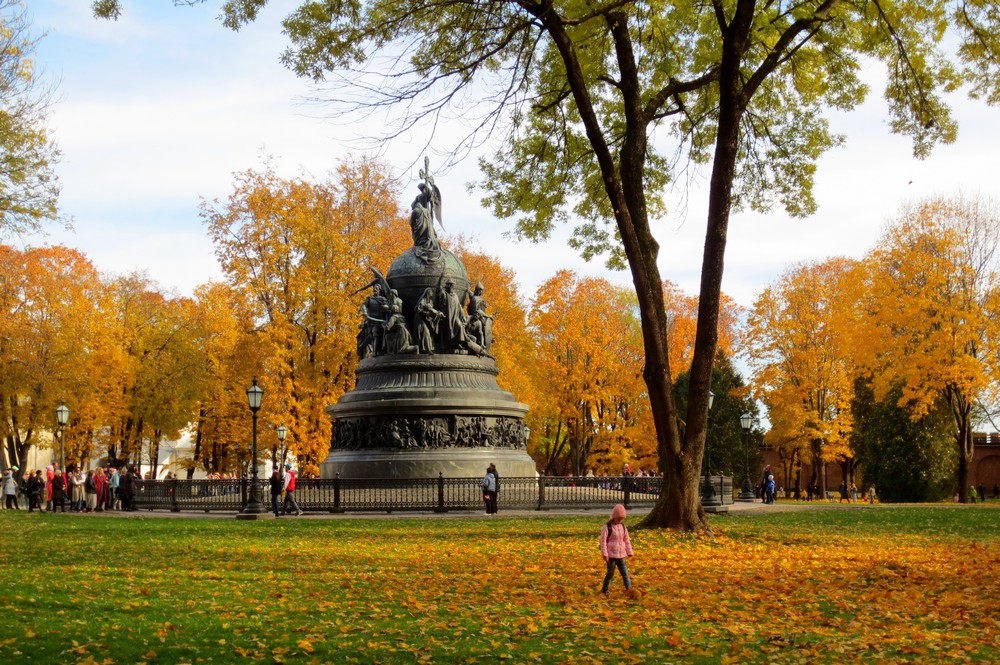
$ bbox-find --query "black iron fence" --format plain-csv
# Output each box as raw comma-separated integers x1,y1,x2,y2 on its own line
130,474,707,514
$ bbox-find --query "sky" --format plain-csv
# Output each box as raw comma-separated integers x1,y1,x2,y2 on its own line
18,1,1000,310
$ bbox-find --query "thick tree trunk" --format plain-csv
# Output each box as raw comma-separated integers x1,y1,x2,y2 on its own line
189,408,207,479
956,416,973,503
639,4,754,530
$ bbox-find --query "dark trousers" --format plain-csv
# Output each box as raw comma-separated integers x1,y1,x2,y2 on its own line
282,490,301,514
602,558,632,592
484,490,497,514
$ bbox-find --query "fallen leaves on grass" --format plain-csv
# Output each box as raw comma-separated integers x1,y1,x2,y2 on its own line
0,511,997,664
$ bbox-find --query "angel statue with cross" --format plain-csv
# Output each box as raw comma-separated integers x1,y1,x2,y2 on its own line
410,156,444,263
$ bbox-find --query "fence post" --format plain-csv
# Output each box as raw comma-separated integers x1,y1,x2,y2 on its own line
623,474,631,508
170,478,179,512
435,472,446,513
333,473,342,513
537,476,547,511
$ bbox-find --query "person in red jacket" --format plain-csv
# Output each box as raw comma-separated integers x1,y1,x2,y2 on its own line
281,464,303,516
599,504,634,596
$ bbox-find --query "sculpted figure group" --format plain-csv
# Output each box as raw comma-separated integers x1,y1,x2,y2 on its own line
355,159,495,360
355,276,494,360
333,415,525,451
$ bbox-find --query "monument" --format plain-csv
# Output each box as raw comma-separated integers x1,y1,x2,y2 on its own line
321,159,538,479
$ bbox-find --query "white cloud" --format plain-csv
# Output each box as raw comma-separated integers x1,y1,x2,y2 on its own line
21,1,1000,308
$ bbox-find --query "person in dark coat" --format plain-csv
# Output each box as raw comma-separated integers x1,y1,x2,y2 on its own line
50,471,67,512
121,467,136,511
269,469,283,518
487,463,500,515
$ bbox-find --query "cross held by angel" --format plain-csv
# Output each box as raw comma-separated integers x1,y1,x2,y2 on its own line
410,156,444,262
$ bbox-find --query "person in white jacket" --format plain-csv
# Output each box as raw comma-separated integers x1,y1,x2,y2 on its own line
281,464,303,516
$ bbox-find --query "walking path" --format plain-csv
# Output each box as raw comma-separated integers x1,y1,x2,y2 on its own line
23,498,864,520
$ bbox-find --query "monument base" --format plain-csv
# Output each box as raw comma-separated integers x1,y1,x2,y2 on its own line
321,447,538,479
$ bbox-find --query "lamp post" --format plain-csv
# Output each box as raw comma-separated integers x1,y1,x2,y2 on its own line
700,391,721,508
55,401,69,470
240,377,267,515
276,424,287,472
737,412,756,501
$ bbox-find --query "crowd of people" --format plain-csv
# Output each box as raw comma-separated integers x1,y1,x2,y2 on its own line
1,464,143,513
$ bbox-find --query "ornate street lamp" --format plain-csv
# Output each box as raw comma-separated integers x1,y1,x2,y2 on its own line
240,377,267,515
276,424,288,472
700,391,720,508
55,401,70,470
738,412,756,501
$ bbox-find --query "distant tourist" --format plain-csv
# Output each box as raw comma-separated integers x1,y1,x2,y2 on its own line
281,464,303,516
480,465,497,515
50,470,67,512
269,469,283,518
3,468,18,510
868,484,877,504
84,470,98,512
488,463,500,514
599,504,634,596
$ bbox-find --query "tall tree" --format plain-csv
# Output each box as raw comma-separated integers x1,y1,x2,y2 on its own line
744,258,860,496
858,197,1000,502
851,378,955,502
203,158,409,475
188,282,261,476
529,270,648,475
0,245,104,469
97,0,1000,528
101,273,207,473
0,1,61,235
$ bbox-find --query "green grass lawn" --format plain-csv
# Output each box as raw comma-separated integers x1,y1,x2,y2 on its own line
1,505,997,664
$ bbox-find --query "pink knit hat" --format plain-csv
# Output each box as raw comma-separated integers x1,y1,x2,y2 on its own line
611,504,626,521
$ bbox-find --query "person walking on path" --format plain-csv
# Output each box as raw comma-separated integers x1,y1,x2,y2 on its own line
45,465,55,511
764,474,776,504
50,470,67,512
121,466,136,511
599,504,634,596
107,467,120,510
868,484,877,504
480,466,497,515
760,465,772,501
281,464,303,516
850,482,859,504
487,463,500,514
838,480,849,504
84,470,98,512
269,469,283,518
26,470,44,512
3,468,19,510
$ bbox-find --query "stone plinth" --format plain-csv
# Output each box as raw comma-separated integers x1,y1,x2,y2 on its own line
323,354,536,479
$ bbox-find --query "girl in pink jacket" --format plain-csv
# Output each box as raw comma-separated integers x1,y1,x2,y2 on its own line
599,503,634,595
